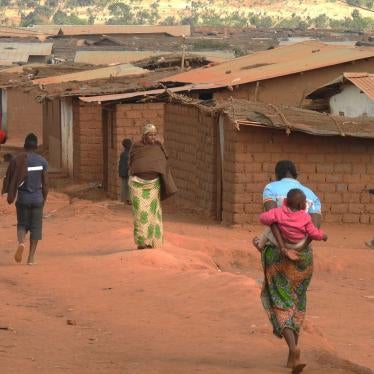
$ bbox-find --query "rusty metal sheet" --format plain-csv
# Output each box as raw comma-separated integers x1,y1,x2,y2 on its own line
78,82,224,102
32,63,149,85
27,25,191,37
162,41,374,86
0,42,53,63
74,51,170,65
344,73,374,101
307,72,374,100
0,26,49,40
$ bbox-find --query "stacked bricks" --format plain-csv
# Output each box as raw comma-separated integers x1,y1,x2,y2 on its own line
222,123,374,225
6,88,43,145
164,103,217,217
107,102,165,199
72,100,103,181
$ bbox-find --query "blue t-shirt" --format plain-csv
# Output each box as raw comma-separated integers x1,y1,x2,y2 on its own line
17,152,48,205
263,178,321,214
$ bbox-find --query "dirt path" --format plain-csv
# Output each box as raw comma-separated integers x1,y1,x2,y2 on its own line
0,192,373,373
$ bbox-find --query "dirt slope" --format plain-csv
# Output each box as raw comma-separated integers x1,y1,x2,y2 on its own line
0,192,373,373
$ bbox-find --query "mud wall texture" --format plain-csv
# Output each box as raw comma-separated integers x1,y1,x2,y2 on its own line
107,103,165,199
72,101,103,181
164,103,218,217
6,88,43,145
223,123,374,225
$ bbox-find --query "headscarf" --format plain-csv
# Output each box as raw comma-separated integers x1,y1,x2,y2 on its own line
143,123,157,135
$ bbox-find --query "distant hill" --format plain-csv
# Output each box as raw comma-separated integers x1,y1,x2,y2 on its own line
0,0,374,31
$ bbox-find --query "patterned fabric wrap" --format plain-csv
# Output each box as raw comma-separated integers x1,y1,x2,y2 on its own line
260,243,313,338
129,176,163,248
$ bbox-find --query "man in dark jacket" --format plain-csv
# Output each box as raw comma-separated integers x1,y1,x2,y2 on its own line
2,133,48,265
118,138,132,205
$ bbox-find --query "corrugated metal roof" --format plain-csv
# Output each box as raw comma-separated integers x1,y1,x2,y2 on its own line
78,84,201,102
189,50,235,63
0,26,49,40
27,25,191,37
0,51,29,63
0,42,53,63
74,50,169,65
0,63,47,73
162,41,374,87
32,63,149,85
0,42,52,55
344,72,374,101
306,72,374,100
74,50,234,65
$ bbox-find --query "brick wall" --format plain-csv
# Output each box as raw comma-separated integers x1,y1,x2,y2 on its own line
164,103,217,217
222,121,374,225
72,100,103,181
107,102,165,199
6,88,43,146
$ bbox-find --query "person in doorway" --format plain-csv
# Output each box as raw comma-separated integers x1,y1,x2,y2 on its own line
128,124,177,250
118,138,132,205
254,160,322,374
2,133,48,265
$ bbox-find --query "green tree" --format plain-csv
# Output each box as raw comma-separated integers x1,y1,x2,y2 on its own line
313,14,329,28
53,10,87,24
107,2,134,24
160,16,177,25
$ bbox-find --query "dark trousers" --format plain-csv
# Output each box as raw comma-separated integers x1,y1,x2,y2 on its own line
16,202,43,240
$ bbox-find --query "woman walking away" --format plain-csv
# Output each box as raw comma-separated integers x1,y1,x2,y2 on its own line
128,124,177,250
253,160,322,374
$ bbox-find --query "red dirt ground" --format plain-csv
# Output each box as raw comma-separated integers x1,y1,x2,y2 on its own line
0,192,373,374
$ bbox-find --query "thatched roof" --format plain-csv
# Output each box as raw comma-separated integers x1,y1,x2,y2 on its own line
223,99,374,139
166,94,374,140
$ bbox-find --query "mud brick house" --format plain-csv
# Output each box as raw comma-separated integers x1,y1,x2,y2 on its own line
0,63,104,147
36,63,204,179
164,98,374,225
78,86,200,198
0,86,44,146
36,63,150,175
162,41,374,107
76,92,374,225
306,72,374,117
213,99,374,225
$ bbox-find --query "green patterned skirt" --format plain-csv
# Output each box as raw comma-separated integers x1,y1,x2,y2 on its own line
129,176,163,248
261,243,313,338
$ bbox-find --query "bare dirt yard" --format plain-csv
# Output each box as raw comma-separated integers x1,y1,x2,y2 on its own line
0,191,373,374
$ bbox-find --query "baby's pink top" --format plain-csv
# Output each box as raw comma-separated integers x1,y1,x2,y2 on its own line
259,204,325,243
